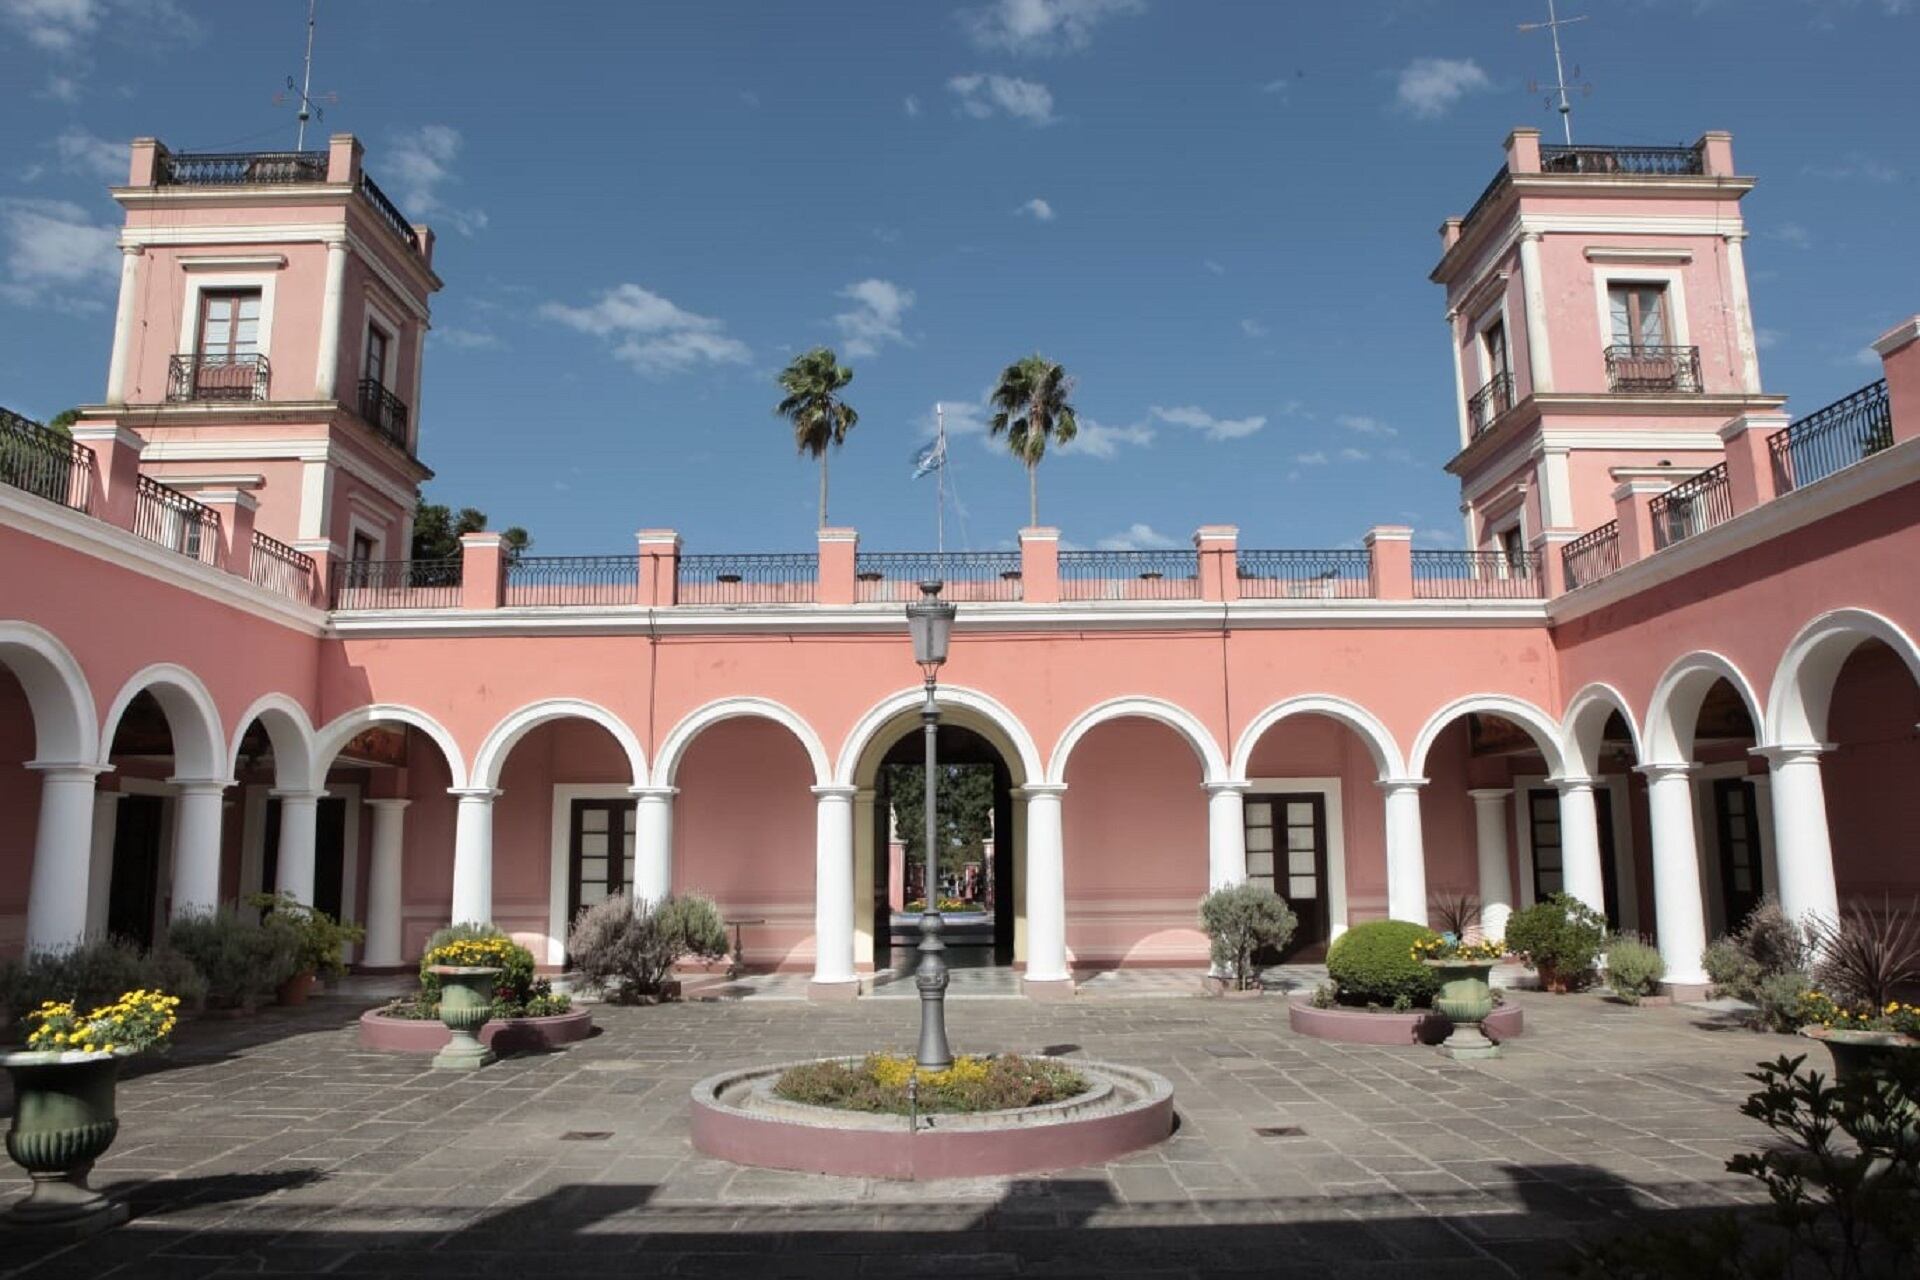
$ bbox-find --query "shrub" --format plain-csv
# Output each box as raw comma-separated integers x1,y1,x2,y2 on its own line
773,1053,1087,1115
1326,920,1441,1008
416,924,566,1019
1606,934,1666,1004
167,908,303,1005
1,938,208,1022
1702,898,1816,1032
1807,896,1920,1013
1199,883,1297,991
567,892,730,1001
1504,893,1607,990
1428,891,1482,940
249,892,365,978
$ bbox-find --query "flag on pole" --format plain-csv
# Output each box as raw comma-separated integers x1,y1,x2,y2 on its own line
912,403,948,478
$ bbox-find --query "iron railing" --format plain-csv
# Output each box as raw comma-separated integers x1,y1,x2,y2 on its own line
0,408,92,513
248,530,315,604
1539,143,1704,176
1560,521,1620,590
133,475,220,566
1411,550,1542,599
157,150,328,186
1460,167,1512,232
167,352,269,403
330,558,463,610
1605,344,1702,394
357,173,422,255
1650,463,1733,550
1058,550,1200,601
504,554,639,607
1466,371,1516,435
1768,379,1893,494
355,378,411,452
855,551,1023,603
1236,550,1373,599
677,553,818,604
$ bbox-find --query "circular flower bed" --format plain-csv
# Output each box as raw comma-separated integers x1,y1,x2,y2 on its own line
358,926,591,1055
772,1053,1086,1114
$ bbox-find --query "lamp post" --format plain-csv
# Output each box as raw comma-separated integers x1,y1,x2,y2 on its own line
906,579,957,1070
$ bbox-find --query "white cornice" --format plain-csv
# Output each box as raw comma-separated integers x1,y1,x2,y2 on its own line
1457,428,1729,505
1583,246,1694,265
179,253,288,271
134,435,425,510
121,222,346,248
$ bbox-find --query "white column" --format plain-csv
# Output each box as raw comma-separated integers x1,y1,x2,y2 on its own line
449,788,497,926
811,785,858,987
1204,782,1249,890
315,238,348,400
1468,788,1514,942
1021,784,1070,984
1380,779,1429,925
271,789,324,907
852,787,877,967
361,799,409,967
1446,307,1472,448
630,786,676,908
1518,231,1555,393
169,779,229,920
1555,778,1609,917
24,765,106,952
1641,763,1710,987
1756,745,1839,930
86,790,123,937
104,246,143,404
1723,232,1763,394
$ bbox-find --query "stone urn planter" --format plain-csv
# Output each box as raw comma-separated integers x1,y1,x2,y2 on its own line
2,1050,129,1236
428,965,500,1070
1425,959,1500,1059
1799,1025,1920,1086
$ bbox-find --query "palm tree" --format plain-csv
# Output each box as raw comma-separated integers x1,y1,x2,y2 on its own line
988,354,1078,527
775,347,858,527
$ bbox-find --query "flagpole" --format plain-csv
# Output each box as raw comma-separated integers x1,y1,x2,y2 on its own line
935,403,946,558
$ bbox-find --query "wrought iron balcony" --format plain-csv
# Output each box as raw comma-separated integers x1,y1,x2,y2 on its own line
855,551,1023,602
1058,550,1200,601
1539,143,1705,176
167,352,270,403
504,555,639,607
1466,371,1516,435
1561,522,1620,591
248,530,316,604
1605,344,1702,394
355,378,411,452
157,150,328,186
1237,550,1374,599
678,553,818,604
1411,550,1542,600
1768,379,1893,494
330,558,463,609
1650,464,1733,550
0,407,93,513
133,474,221,566
357,173,422,255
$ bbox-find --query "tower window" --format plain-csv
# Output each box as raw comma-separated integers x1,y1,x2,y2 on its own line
1607,283,1670,348
198,290,262,360
364,324,392,387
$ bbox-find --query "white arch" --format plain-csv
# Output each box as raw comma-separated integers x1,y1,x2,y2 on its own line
1408,693,1571,780
1766,608,1920,748
310,704,468,791
1046,696,1227,786
1229,694,1406,782
1561,682,1645,778
834,684,1043,787
471,698,647,791
1643,651,1765,767
97,662,227,780
227,692,317,790
653,696,831,788
0,621,98,764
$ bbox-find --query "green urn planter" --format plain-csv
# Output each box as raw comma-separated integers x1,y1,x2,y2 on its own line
2,1050,129,1235
428,965,500,1070
1799,1025,1920,1087
1426,960,1500,1059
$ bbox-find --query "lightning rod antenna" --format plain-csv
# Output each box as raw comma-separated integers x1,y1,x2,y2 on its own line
295,0,319,150
1519,0,1589,146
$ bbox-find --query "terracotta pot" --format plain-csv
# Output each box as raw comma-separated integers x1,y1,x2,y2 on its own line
276,970,316,1006
2,1050,128,1234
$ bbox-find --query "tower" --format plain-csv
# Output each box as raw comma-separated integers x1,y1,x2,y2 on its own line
86,134,440,583
1431,129,1782,573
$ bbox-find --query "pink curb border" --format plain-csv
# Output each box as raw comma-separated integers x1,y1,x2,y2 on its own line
356,1008,594,1054
1287,998,1524,1045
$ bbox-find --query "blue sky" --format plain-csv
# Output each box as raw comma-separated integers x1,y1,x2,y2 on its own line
1,0,1912,555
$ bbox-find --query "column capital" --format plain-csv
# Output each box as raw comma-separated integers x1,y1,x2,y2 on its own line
268,787,327,802
170,776,235,794
26,761,110,781
810,784,859,801
1549,775,1600,793
629,785,679,801
364,797,413,811
853,787,878,804
1202,780,1250,796
119,243,145,258
1751,743,1832,766
1635,762,1696,782
1376,777,1428,793
448,786,501,801
1466,787,1514,802
1016,783,1069,799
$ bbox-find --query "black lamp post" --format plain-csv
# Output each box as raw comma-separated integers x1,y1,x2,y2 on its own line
906,579,957,1070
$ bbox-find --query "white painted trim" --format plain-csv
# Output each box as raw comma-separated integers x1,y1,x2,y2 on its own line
238,780,361,951
1764,608,1920,747
116,221,438,307
137,437,427,513
1589,263,1692,354
225,692,316,788
1643,651,1767,767
1583,247,1693,265
1230,695,1404,781
175,272,278,365
97,663,228,780
0,620,99,764
1246,777,1348,942
652,696,830,788
836,684,1042,788
546,783,636,965
1047,696,1228,786
1561,682,1645,777
344,511,387,565
360,295,403,388
1408,693,1569,780
470,698,647,791
1690,760,1774,939
311,704,468,791
179,254,287,271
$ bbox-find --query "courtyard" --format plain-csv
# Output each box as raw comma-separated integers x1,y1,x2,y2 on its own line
0,985,1792,1278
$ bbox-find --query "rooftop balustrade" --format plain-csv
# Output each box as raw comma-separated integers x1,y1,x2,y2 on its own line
504,554,639,607
1059,550,1200,601
1560,522,1621,591
1650,463,1733,550
677,553,818,605
133,474,221,566
0,408,93,514
168,352,269,403
330,558,462,610
856,551,1023,602
1768,379,1893,494
1411,550,1542,600
248,530,316,604
1236,550,1374,599
148,146,424,258
1458,141,1710,237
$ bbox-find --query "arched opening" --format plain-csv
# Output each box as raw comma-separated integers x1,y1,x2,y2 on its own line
0,626,100,954
1810,639,1920,906
100,690,190,946
1682,678,1766,937
1563,690,1648,933
0,664,39,951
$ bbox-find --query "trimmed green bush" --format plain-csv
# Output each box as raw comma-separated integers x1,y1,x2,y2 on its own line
1325,920,1441,1008
1503,893,1607,990
1605,934,1666,1003
1199,883,1297,991
166,908,303,1005
567,892,730,1001
1,938,209,1022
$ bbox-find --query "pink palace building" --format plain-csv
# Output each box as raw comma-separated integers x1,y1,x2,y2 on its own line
2,127,1917,998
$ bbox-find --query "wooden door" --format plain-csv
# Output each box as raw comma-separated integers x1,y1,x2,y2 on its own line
108,795,165,947
1529,786,1623,927
262,795,350,919
1245,793,1328,960
1714,778,1765,930
567,799,636,924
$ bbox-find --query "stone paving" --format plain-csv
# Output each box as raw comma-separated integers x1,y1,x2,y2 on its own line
0,987,1803,1278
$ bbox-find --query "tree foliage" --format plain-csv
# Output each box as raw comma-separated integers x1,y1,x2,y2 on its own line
410,502,530,560
886,763,996,877
774,346,857,527
988,354,1077,526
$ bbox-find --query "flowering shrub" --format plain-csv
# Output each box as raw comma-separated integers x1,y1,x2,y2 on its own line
382,925,570,1021
423,936,520,970
773,1053,1086,1115
26,990,180,1056
1410,933,1505,964
1799,990,1920,1039
902,898,975,913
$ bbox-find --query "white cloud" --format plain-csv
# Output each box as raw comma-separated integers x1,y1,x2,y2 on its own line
1150,404,1266,441
42,73,80,102
1259,76,1290,95
1802,153,1900,184
1339,447,1370,462
947,73,1056,124
1061,416,1153,458
1017,197,1055,221
1767,221,1814,249
432,327,501,351
385,124,487,236
0,198,118,308
1850,346,1883,368
1095,522,1177,552
832,278,914,358
540,283,749,376
1755,328,1782,351
2,0,196,56
904,94,922,118
1337,413,1398,437
1240,318,1268,339
960,0,1144,55
1202,258,1225,276
1414,527,1464,548
51,125,122,181
1294,450,1329,466
1394,57,1492,119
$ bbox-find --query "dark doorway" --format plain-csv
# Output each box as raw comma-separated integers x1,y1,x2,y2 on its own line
107,794,165,947
262,795,350,920
1245,792,1329,960
1713,778,1766,930
871,724,1014,970
566,797,637,923
1526,786,1623,927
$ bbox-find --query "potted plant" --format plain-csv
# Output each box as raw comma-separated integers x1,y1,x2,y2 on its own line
249,893,366,1006
1411,933,1506,1058
1503,892,1607,992
1798,992,1920,1084
3,989,180,1234
420,936,507,1070
1798,897,1920,1083
166,907,303,1014
1198,883,1297,995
